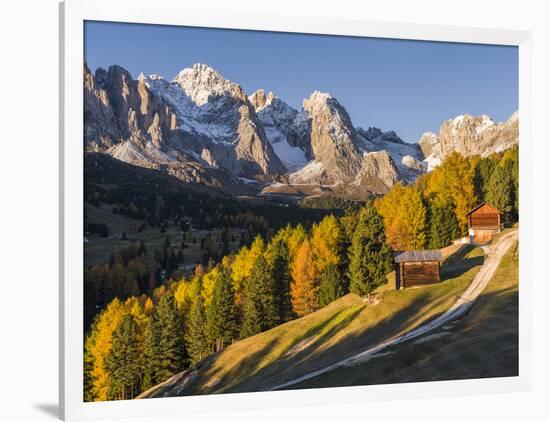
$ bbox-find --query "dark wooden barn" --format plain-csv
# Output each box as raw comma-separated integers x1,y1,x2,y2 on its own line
467,203,502,244
393,250,444,289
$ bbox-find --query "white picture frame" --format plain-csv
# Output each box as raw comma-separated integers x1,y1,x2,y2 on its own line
60,0,533,420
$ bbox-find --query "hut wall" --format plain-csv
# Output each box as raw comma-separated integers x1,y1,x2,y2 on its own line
402,261,440,288
468,204,500,229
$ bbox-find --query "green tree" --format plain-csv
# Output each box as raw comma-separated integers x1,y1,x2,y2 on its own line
427,202,459,249
502,149,519,218
265,237,293,322
240,255,277,338
206,268,238,352
156,294,185,380
141,312,162,391
473,157,496,202
348,207,393,296
486,163,514,218
186,293,209,364
319,263,344,307
105,314,141,400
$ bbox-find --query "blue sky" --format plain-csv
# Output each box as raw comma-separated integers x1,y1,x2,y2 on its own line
84,21,518,142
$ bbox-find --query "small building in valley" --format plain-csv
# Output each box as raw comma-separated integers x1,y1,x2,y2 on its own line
467,202,502,244
393,250,444,289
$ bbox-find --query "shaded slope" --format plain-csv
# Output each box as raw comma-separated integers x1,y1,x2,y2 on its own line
138,245,485,398
291,239,519,388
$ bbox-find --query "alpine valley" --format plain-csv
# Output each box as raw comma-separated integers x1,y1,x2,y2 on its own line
84,63,519,199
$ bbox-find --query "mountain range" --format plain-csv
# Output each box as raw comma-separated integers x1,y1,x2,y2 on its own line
84,63,519,197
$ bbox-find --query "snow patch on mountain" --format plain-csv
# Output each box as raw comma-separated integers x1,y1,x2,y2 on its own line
249,89,309,170
143,74,237,143
272,141,308,171
356,127,424,182
289,161,326,185
172,63,243,106
475,115,496,134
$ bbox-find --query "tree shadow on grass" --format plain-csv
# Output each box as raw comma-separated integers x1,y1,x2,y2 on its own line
172,337,282,396
441,245,485,280
287,286,519,390
149,249,489,398
227,291,447,392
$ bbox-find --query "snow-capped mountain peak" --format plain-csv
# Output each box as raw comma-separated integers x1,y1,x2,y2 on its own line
172,63,245,106
303,91,334,112
83,61,519,197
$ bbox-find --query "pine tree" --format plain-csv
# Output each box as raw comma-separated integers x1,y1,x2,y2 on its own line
486,163,514,217
265,238,293,322
348,207,392,296
427,202,459,249
206,268,238,352
105,314,141,400
319,263,344,307
141,312,162,391
240,255,277,337
156,294,185,380
186,293,208,365
473,157,496,202
290,239,319,317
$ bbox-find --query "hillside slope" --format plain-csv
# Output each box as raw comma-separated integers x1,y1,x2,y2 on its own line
138,245,485,398
290,238,519,389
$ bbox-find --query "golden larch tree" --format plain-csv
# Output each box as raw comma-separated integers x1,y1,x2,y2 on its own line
290,239,319,317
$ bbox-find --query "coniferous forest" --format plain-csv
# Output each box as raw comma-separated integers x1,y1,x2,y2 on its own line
84,148,518,402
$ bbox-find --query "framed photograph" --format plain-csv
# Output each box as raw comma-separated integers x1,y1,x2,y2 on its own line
60,0,533,420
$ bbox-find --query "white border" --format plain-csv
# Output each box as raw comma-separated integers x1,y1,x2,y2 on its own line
60,1,533,420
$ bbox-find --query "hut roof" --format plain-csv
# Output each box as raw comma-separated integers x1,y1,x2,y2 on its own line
467,202,501,216
393,250,444,263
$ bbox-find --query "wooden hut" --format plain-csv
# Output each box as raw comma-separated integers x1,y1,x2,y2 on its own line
467,203,502,244
393,250,444,289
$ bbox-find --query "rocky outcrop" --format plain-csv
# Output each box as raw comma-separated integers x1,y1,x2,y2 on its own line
301,91,363,184
249,89,310,170
419,112,519,170
356,126,424,182
84,64,180,163
354,151,400,193
84,61,520,197
84,63,286,182
147,64,286,176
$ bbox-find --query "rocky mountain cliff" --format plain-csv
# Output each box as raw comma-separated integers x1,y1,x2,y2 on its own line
84,62,519,197
419,112,519,170
84,63,285,185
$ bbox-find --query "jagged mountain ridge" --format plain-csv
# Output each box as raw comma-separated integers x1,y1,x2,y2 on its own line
84,62,519,196
419,112,519,171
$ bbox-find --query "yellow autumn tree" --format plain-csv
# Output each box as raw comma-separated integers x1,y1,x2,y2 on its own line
376,183,427,250
422,152,477,232
88,298,126,401
201,265,220,307
310,215,342,273
143,296,154,316
290,239,319,317
286,224,307,258
230,236,264,304
126,297,148,333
